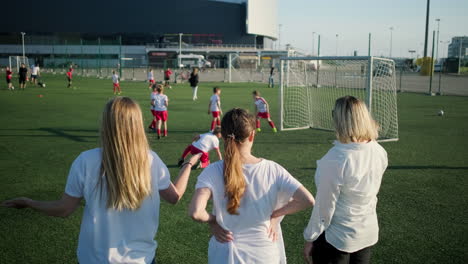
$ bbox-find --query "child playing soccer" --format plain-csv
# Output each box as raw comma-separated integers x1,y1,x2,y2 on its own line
208,87,222,132
5,67,13,90
252,90,277,133
178,127,222,169
147,68,155,89
151,85,169,139
66,67,73,88
164,68,172,89
112,70,121,95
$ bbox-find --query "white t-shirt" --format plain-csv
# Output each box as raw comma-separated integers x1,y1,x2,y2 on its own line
210,94,220,112
112,74,119,84
254,97,268,113
147,71,154,81
153,94,168,111
32,66,40,75
196,159,302,264
192,132,219,153
304,140,388,253
65,148,171,264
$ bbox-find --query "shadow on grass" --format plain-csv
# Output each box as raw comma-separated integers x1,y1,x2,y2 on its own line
0,128,98,142
299,166,468,170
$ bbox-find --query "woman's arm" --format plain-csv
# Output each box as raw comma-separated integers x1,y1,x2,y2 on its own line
2,193,82,218
160,154,201,205
271,185,315,218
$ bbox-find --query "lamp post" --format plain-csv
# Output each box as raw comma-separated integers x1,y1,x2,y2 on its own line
335,34,339,56
312,32,316,56
20,32,26,59
278,24,283,50
178,33,183,68
458,38,463,75
435,19,440,62
389,27,394,58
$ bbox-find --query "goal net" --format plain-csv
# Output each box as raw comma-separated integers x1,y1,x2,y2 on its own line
9,56,29,73
279,56,398,141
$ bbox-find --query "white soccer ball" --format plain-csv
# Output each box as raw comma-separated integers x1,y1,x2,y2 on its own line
438,110,444,116
42,84,46,88
11,86,15,90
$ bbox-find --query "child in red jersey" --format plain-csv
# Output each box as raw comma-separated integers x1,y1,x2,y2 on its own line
66,67,73,88
253,90,277,133
208,87,222,132
163,68,172,89
112,70,121,95
5,67,13,90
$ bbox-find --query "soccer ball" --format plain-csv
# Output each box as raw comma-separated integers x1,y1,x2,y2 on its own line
438,110,444,116
11,86,15,90
42,83,46,88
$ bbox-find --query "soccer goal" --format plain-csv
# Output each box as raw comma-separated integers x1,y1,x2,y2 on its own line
9,56,29,73
279,56,398,141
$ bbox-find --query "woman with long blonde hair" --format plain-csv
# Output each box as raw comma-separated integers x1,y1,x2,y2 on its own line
189,108,315,263
303,96,388,264
2,97,200,264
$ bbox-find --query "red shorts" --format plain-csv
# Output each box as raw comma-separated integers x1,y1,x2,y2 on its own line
257,112,270,119
113,83,120,88
190,146,210,168
149,79,155,84
212,111,220,118
154,110,168,121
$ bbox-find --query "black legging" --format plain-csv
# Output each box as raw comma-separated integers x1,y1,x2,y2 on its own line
311,233,372,264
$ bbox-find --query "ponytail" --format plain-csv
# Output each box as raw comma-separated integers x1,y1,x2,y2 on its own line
221,108,256,215
223,136,246,215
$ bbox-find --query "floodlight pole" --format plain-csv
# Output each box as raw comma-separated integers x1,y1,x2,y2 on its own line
429,30,435,95
335,34,339,56
178,33,183,68
435,19,440,62
423,0,430,57
316,35,320,86
278,24,282,50
458,38,462,75
368,33,372,56
389,27,394,58
20,32,26,59
312,32,316,56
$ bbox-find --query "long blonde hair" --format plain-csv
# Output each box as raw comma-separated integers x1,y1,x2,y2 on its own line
100,97,151,211
221,108,256,215
333,96,379,143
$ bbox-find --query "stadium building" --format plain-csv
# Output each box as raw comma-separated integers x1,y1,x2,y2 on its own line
1,0,290,70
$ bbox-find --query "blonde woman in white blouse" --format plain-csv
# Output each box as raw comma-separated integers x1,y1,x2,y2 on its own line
303,96,388,264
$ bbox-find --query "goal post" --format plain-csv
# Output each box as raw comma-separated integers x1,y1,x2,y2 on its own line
9,56,29,73
279,56,399,141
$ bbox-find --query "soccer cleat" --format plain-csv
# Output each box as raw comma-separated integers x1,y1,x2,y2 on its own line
272,128,277,133
177,158,184,167
256,128,261,132
118,92,121,95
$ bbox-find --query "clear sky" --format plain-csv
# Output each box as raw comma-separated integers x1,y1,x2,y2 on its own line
278,0,468,58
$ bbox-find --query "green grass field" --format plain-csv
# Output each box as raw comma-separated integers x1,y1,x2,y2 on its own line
0,74,467,264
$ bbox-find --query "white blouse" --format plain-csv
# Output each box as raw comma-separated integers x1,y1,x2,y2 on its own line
303,140,388,253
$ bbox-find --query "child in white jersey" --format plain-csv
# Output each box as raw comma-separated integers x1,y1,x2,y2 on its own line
189,108,314,264
208,87,222,132
252,90,277,133
151,85,169,139
178,127,222,169
147,68,155,89
112,70,121,95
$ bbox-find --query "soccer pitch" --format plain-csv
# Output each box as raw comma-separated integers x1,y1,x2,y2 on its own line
0,74,467,263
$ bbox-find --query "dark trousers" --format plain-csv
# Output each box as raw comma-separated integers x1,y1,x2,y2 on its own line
312,233,372,264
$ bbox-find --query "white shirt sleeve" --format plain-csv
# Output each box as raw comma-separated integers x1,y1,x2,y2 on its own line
195,166,214,190
212,137,219,149
65,154,85,198
151,154,171,190
276,164,302,198
303,159,345,242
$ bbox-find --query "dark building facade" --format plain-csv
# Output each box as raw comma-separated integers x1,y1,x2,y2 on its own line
1,0,268,46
